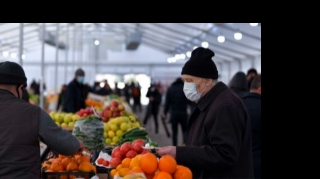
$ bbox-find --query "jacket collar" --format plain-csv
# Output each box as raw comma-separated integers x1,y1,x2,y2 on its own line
0,88,15,96
196,81,228,111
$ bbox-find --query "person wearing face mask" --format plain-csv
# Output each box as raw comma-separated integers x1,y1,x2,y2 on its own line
62,68,87,113
0,61,84,178
157,47,254,179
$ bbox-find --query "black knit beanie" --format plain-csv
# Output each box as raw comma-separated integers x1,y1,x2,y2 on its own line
75,68,85,76
181,47,218,79
0,61,27,87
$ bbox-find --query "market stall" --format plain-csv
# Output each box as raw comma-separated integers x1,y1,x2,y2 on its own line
40,94,192,179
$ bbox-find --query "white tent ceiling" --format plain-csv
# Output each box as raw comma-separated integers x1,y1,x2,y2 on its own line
0,23,261,63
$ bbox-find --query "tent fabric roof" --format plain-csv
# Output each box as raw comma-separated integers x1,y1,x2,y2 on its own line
0,23,261,63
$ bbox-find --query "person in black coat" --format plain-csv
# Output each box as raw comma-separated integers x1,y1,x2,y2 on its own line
157,47,254,178
242,74,261,179
56,84,67,111
163,77,188,146
62,68,87,113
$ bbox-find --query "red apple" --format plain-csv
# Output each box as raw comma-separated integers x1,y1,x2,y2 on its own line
110,106,118,112
111,101,119,107
113,112,120,117
104,106,110,110
103,110,112,118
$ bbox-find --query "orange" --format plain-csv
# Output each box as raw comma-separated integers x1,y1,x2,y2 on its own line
58,154,69,159
66,161,78,171
139,153,158,174
173,165,192,179
50,161,63,172
158,155,177,174
110,169,117,178
116,164,123,171
77,155,90,165
79,162,93,172
121,158,132,168
61,157,72,170
91,164,97,174
129,157,140,169
119,168,130,177
154,171,173,179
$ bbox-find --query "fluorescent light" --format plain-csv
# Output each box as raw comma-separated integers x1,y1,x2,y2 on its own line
234,32,242,40
250,23,259,26
217,35,225,43
186,51,191,58
94,40,100,45
201,41,209,48
2,51,9,57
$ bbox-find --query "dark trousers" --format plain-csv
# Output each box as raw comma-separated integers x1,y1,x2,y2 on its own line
143,104,159,133
170,111,188,146
133,97,142,113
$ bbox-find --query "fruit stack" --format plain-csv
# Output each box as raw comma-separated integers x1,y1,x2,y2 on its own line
41,154,96,179
49,112,80,127
76,108,95,118
99,100,126,123
106,146,193,179
103,115,143,145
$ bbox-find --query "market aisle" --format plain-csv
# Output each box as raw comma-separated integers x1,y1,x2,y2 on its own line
134,105,184,147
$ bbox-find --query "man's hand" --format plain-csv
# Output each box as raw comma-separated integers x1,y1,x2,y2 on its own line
157,146,176,158
77,139,84,153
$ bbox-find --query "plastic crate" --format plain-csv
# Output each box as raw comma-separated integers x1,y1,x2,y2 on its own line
41,171,95,179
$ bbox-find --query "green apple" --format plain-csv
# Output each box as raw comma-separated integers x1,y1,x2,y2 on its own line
112,136,119,143
116,130,123,137
71,114,80,121
61,122,68,127
105,138,112,144
64,114,72,123
68,122,74,127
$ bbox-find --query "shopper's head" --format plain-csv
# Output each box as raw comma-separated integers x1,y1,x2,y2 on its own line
250,74,261,95
75,68,85,84
0,61,27,99
181,47,219,102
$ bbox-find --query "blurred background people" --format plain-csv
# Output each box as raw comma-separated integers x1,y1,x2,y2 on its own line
228,71,249,98
247,68,258,89
62,68,87,113
143,83,162,134
163,77,188,146
242,74,261,179
56,84,67,111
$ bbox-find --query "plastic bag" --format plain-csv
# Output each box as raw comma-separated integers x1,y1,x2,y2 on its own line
72,116,105,151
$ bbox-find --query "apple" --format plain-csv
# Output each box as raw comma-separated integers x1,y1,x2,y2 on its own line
102,117,109,123
110,106,118,112
105,106,110,110
113,112,120,118
103,110,112,118
111,101,119,107
117,104,125,111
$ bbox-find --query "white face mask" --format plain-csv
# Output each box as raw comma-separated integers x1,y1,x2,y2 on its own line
183,80,206,102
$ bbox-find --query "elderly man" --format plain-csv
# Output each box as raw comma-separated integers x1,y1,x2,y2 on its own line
157,47,254,178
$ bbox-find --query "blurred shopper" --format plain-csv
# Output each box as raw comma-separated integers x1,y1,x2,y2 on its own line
247,68,258,89
242,74,261,179
228,71,249,98
62,68,87,113
132,82,142,113
163,77,188,146
98,79,113,96
143,83,162,134
0,61,84,178
157,47,254,178
113,82,122,96
56,84,67,111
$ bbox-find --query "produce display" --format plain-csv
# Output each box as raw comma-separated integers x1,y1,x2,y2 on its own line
101,139,192,179
103,116,144,145
72,115,105,151
43,93,193,179
41,153,96,179
99,100,127,123
49,111,80,127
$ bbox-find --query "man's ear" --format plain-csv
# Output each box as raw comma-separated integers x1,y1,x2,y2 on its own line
205,79,213,86
257,87,261,95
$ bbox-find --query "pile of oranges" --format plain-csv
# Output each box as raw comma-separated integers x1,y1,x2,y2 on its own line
85,99,103,108
41,154,96,179
110,153,192,179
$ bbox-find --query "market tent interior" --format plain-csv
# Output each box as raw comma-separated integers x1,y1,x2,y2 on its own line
0,23,261,104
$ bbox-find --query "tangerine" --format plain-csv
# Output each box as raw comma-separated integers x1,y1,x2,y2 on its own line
173,165,192,179
154,171,173,179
